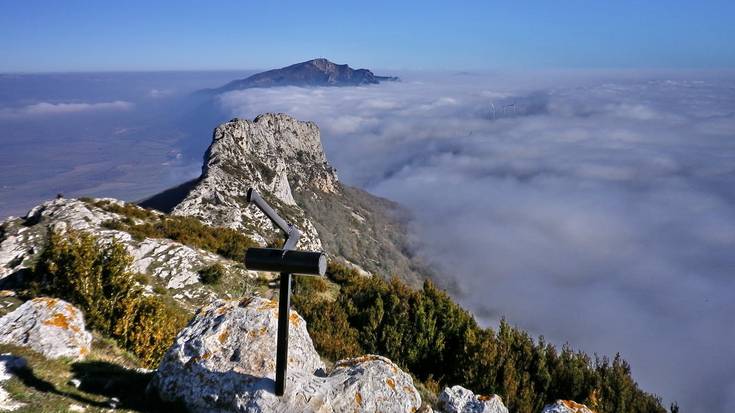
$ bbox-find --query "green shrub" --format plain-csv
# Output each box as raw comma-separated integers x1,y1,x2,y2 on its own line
294,262,666,413
102,215,256,261
199,263,225,285
33,230,189,368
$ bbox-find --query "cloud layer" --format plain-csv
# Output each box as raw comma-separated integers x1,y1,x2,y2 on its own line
0,100,133,118
218,72,735,413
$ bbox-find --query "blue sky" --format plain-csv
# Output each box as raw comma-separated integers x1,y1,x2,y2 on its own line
1,0,734,72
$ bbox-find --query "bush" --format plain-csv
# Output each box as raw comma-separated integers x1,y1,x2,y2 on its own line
294,262,666,413
33,230,189,367
199,263,225,285
102,215,257,261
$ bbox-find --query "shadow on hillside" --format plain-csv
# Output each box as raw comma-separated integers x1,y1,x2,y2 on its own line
138,177,199,213
71,360,186,412
12,363,109,409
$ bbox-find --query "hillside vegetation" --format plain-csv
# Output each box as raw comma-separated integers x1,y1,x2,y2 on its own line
294,263,668,413
7,201,670,412
29,229,189,367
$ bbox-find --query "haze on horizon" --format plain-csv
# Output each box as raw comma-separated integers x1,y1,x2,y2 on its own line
1,2,735,413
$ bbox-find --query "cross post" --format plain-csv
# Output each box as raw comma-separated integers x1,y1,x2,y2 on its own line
244,188,326,396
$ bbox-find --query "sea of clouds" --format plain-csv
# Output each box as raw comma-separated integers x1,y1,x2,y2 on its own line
218,71,735,413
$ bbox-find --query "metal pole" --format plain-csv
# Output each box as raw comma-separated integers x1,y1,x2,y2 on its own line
275,272,291,396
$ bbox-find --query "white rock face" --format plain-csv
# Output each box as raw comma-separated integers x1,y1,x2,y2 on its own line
0,354,27,411
173,114,339,251
0,298,92,360
541,400,595,413
151,297,422,412
0,198,255,310
439,385,508,413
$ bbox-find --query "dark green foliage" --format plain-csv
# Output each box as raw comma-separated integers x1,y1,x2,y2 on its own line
32,230,189,367
102,215,257,261
199,263,225,285
294,262,667,413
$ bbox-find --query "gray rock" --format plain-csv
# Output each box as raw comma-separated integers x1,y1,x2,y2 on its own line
0,297,92,360
151,296,422,412
439,385,508,413
541,400,595,413
0,198,254,310
172,114,335,251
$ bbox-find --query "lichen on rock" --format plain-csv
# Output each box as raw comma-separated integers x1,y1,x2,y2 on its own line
150,296,422,412
0,297,92,360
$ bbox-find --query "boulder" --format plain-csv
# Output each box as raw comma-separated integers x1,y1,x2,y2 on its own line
439,385,508,413
542,400,595,413
151,296,422,412
0,297,92,360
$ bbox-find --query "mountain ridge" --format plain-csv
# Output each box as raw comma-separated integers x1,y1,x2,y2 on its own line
204,58,399,94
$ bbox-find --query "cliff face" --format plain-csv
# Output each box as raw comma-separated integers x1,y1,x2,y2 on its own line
152,113,427,285
170,114,335,251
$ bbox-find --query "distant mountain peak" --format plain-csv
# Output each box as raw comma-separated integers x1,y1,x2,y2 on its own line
207,58,398,93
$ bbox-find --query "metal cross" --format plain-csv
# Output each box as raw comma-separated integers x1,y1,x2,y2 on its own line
244,188,326,396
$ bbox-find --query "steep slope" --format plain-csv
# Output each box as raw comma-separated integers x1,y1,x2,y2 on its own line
207,58,398,94
151,113,427,285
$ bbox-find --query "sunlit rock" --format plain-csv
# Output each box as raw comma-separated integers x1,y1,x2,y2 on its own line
439,385,508,413
0,297,92,360
150,296,422,412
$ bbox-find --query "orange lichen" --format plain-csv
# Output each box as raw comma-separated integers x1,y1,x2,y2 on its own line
355,392,362,405
386,377,396,390
336,355,383,368
215,305,230,316
34,297,59,309
218,329,230,344
249,326,268,338
289,312,301,327
561,400,594,412
43,312,70,330
258,300,278,311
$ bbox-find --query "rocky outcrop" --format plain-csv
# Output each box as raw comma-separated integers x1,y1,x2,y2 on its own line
150,296,422,412
439,385,508,413
0,198,255,310
171,113,335,251
159,113,428,285
0,354,26,411
0,298,91,360
541,400,595,413
208,58,398,93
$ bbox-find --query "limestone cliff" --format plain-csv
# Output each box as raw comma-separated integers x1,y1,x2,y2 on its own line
145,113,428,285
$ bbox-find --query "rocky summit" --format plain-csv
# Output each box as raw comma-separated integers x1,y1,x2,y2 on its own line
0,112,625,412
143,113,428,285
208,58,398,93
